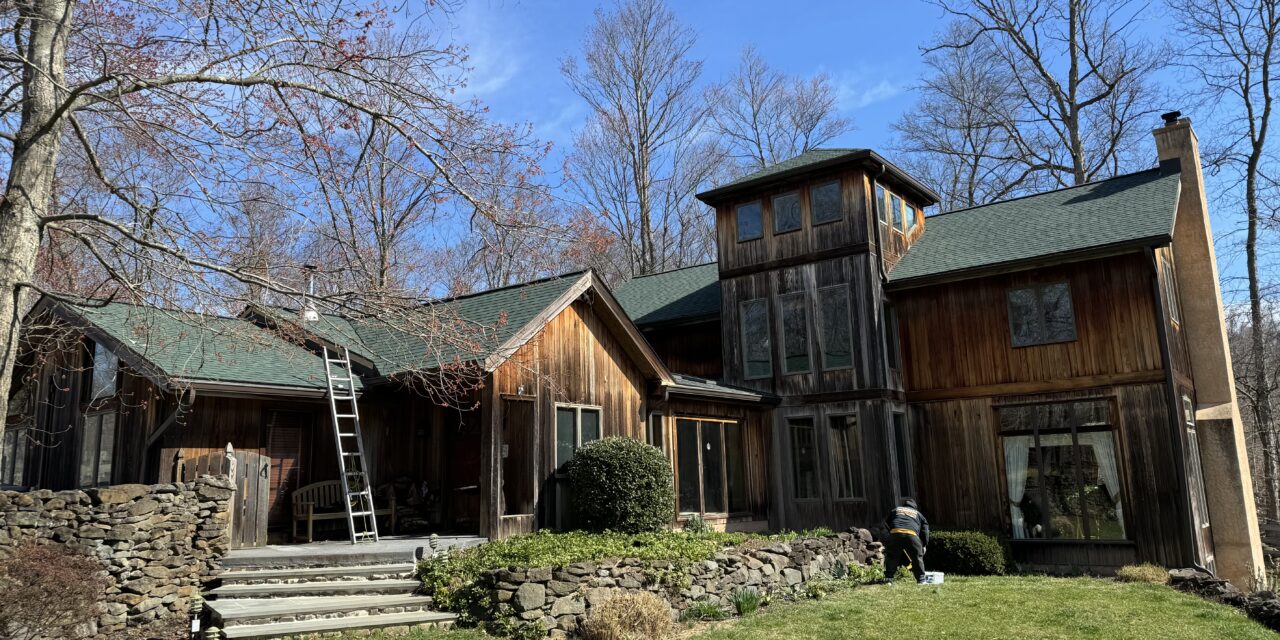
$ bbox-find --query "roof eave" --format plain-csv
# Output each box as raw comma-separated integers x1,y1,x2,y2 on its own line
663,383,780,406
696,150,940,206
886,234,1173,291
176,378,344,399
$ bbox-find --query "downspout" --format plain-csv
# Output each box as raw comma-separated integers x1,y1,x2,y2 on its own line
1146,247,1212,575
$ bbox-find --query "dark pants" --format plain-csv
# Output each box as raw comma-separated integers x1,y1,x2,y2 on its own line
885,532,925,582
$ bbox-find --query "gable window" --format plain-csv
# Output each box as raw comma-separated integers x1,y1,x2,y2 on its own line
736,201,763,242
905,203,917,231
875,184,887,223
830,413,864,500
779,293,811,374
817,286,853,370
555,405,601,471
1163,257,1182,323
883,303,901,370
89,342,118,400
891,195,904,230
1008,282,1077,347
773,191,802,234
811,181,842,225
789,417,819,499
740,299,772,379
79,412,116,487
999,400,1125,541
676,418,747,515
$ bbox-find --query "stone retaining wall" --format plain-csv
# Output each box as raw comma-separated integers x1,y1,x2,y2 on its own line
485,530,883,638
0,475,233,637
1170,568,1280,632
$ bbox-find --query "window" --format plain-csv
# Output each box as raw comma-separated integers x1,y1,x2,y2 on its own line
740,299,772,379
555,405,601,470
736,201,763,242
811,181,842,225
830,413,864,500
79,412,116,487
1184,395,1212,534
773,191,802,234
648,413,665,452
817,286,853,370
875,184,887,223
676,418,747,515
883,303,901,370
779,294,811,374
891,195,904,230
1164,257,1182,323
0,428,28,486
1007,282,1076,347
999,400,1125,541
905,203,917,231
891,411,913,497
89,342,118,400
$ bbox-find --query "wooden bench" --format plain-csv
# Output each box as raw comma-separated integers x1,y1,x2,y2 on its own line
291,480,397,542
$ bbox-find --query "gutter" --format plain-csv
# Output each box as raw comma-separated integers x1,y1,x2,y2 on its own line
663,384,780,406
173,378,349,399
1146,247,1214,575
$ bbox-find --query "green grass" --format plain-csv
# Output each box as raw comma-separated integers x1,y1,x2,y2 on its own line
691,576,1275,640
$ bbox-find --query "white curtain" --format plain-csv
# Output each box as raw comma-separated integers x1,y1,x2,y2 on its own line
1003,435,1033,539
1081,431,1124,536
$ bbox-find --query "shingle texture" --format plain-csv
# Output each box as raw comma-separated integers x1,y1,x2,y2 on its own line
262,273,585,377
614,263,720,326
890,168,1180,283
67,301,343,390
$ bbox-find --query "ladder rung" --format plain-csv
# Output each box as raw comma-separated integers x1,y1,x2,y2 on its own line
334,414,357,420
338,432,357,437
331,395,354,401
349,511,374,517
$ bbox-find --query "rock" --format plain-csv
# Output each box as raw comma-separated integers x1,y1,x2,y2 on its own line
783,568,803,586
514,582,546,612
90,484,151,505
127,499,159,517
549,580,579,596
550,595,585,617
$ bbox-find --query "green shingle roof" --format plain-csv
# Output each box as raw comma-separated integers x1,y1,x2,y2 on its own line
65,300,346,391
614,263,720,326
715,149,869,191
696,148,940,205
259,272,586,377
889,168,1181,284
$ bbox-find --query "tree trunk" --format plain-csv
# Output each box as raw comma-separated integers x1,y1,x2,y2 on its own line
0,0,75,428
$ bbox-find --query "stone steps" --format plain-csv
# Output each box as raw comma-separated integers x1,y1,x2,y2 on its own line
208,594,434,627
218,610,457,639
217,563,416,585
207,578,422,599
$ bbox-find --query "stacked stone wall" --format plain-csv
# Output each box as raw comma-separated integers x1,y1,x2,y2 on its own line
0,475,233,637
485,529,883,637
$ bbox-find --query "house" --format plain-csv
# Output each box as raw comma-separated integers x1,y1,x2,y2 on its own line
2,115,1263,586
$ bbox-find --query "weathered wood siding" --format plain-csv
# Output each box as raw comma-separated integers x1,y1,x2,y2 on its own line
640,320,723,379
895,253,1165,399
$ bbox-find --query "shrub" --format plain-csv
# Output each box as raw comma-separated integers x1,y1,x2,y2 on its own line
926,530,1007,576
730,587,762,616
847,562,885,585
684,513,712,535
0,542,111,640
681,600,728,622
580,591,676,640
568,437,676,533
1116,563,1170,585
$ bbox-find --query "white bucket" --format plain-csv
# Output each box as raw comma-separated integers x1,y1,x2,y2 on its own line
922,571,945,584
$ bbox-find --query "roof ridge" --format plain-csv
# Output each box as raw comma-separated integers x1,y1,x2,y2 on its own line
927,167,1166,220
420,269,588,306
626,261,718,280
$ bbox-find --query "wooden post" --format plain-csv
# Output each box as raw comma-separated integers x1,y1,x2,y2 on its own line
225,443,238,548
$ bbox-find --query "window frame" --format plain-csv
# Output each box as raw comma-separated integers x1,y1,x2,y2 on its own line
740,298,773,380
647,412,665,453
772,190,803,235
904,202,918,232
674,416,748,517
816,285,854,371
828,411,866,502
890,194,905,233
996,398,1128,542
810,180,843,226
736,200,764,243
1164,256,1182,324
1007,282,1078,348
787,415,821,501
554,403,603,475
777,292,812,375
79,410,117,488
88,341,119,402
875,184,888,223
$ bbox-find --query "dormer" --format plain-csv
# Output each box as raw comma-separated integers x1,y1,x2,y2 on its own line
696,149,939,278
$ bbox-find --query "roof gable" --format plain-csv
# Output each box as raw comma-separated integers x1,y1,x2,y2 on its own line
889,168,1181,285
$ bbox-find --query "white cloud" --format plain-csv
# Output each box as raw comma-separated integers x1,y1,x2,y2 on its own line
829,70,904,110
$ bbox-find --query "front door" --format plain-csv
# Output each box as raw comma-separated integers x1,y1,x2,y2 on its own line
265,411,306,528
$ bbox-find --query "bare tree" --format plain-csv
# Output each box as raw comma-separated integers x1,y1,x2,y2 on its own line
923,0,1165,191
562,0,720,276
711,47,854,173
0,0,545,424
1174,0,1280,518
220,185,303,306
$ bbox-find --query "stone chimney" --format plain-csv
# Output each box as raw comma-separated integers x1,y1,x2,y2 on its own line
1153,113,1264,587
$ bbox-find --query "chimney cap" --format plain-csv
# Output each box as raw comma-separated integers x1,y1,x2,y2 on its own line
1161,111,1182,125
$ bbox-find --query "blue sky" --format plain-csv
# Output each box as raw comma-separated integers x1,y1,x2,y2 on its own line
445,0,1253,301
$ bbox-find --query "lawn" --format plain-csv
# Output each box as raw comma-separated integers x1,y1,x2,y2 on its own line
692,576,1275,640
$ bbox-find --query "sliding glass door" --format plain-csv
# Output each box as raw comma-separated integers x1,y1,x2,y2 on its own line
675,418,748,516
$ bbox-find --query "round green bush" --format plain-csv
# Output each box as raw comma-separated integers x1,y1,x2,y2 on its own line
926,530,1007,575
567,437,675,533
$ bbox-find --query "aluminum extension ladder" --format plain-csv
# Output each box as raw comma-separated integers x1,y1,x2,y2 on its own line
322,346,379,544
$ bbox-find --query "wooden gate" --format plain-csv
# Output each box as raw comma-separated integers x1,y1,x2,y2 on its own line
182,445,271,548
